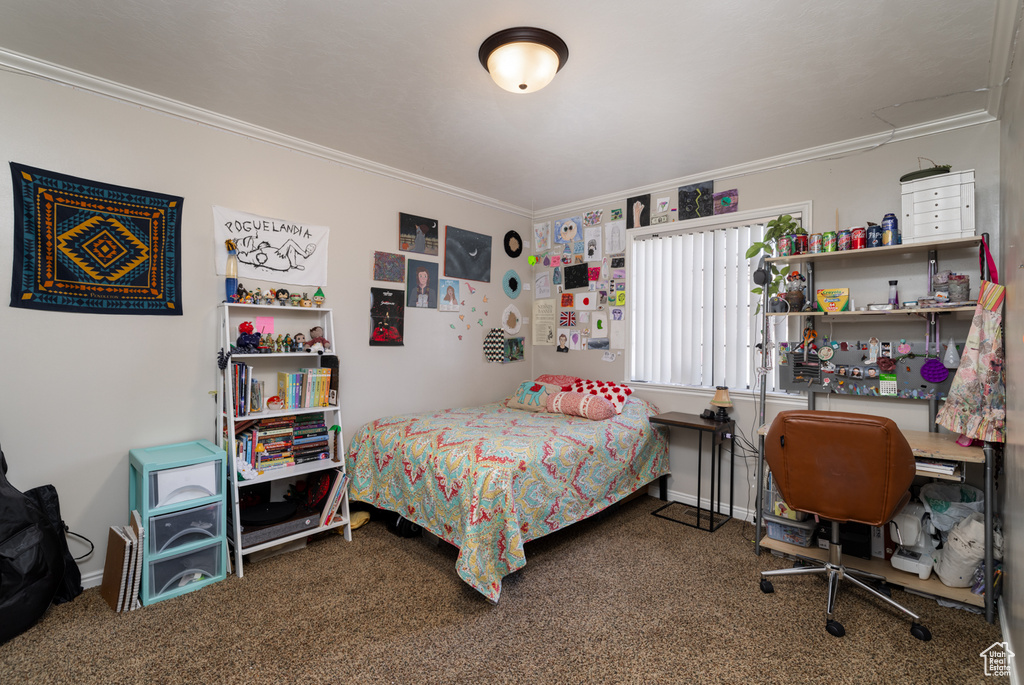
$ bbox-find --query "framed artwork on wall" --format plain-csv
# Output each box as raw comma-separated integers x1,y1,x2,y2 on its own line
444,225,491,282
399,212,439,255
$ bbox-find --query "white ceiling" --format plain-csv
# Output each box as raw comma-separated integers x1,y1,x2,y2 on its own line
0,0,1018,214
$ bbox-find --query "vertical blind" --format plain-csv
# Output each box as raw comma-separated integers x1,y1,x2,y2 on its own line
630,219,785,393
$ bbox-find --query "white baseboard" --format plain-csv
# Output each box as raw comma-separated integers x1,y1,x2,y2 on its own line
81,568,103,590
650,484,757,525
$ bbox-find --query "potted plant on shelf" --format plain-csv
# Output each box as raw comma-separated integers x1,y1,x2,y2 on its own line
745,214,807,311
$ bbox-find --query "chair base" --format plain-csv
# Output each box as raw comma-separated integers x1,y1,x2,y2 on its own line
760,523,932,641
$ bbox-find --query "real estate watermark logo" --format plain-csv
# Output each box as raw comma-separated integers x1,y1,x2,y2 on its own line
980,641,1014,677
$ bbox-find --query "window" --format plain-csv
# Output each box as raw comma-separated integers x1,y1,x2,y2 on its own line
628,206,806,394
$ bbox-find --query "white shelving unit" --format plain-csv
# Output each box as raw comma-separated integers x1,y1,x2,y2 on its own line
217,302,350,577
754,235,999,623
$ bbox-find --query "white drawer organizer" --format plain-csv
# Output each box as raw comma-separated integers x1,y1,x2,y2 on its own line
900,169,975,243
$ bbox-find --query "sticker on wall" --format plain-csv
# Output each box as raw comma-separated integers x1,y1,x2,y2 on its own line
610,208,623,220
502,304,522,335
502,269,522,299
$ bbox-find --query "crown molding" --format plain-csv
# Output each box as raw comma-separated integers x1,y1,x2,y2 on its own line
535,109,996,220
0,48,533,219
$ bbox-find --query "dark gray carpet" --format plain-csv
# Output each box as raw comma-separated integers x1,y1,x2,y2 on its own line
0,496,1005,684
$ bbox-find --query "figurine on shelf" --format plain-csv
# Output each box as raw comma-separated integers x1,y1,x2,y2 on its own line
289,292,302,307
283,333,293,352
783,270,806,312
293,332,307,351
275,334,285,352
313,287,325,308
276,288,290,306
306,325,331,353
300,293,313,308
259,333,273,353
266,396,285,411
251,287,263,305
236,321,261,351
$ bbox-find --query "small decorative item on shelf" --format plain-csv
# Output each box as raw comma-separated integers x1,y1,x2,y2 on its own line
313,287,326,308
225,240,238,302
266,396,285,411
289,292,302,307
300,293,313,308
307,326,331,353
236,321,261,351
783,270,806,311
709,386,733,421
276,288,290,306
293,333,307,351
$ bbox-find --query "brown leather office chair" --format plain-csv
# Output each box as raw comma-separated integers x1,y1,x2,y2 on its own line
759,410,931,641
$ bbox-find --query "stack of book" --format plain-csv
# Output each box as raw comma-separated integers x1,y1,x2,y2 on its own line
915,458,958,476
276,368,333,410
254,415,295,469
100,511,145,612
292,414,330,464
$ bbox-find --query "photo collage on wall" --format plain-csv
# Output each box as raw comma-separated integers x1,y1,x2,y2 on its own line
532,180,737,355
370,211,514,350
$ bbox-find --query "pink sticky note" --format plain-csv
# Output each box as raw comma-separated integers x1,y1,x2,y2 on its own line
255,317,274,336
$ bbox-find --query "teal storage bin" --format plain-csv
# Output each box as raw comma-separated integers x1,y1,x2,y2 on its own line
129,439,227,605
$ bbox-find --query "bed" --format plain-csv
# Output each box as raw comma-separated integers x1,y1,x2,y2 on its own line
346,381,668,602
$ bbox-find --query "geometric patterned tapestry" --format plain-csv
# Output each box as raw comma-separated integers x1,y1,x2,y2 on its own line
9,162,183,315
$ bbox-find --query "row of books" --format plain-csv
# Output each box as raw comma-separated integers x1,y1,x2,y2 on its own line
915,458,959,476
228,356,339,418
320,470,349,527
277,368,332,410
100,511,145,612
233,414,332,472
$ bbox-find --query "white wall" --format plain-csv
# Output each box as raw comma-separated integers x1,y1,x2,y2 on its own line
0,70,531,578
532,123,1001,517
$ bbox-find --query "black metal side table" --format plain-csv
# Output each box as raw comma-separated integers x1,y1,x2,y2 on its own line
649,412,735,532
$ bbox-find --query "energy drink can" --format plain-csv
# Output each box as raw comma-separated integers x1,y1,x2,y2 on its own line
794,234,808,254
881,213,899,245
809,233,823,253
867,225,883,248
837,229,851,251
822,231,837,252
850,227,866,249
777,235,792,257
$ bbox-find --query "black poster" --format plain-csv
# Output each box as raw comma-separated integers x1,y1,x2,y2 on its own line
369,287,404,346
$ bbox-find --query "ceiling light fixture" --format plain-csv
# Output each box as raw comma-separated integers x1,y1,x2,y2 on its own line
479,27,568,94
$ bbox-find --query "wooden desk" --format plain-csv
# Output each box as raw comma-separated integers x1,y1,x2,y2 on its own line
649,412,735,532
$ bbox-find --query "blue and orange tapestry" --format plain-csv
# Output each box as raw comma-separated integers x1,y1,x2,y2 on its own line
10,163,183,315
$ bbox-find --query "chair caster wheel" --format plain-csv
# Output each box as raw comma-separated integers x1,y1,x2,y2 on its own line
826,619,845,637
760,578,774,594
910,623,932,641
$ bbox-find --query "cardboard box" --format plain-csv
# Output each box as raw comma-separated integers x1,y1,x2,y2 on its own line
816,288,850,312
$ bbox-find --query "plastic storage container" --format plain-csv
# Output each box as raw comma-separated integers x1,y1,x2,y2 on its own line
147,540,224,602
148,502,224,555
764,513,817,547
762,484,809,522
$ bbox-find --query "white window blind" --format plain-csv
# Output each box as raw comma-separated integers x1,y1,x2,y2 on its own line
629,215,792,393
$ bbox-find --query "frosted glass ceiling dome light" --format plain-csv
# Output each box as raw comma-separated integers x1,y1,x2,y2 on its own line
479,27,568,94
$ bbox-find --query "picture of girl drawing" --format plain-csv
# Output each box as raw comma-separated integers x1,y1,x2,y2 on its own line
438,278,460,312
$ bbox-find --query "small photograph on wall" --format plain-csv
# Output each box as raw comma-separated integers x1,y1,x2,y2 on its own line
406,259,438,308
438,278,460,312
369,287,404,346
444,225,492,282
626,194,650,228
399,213,439,255
554,216,582,244
678,182,714,219
373,251,405,282
503,337,525,363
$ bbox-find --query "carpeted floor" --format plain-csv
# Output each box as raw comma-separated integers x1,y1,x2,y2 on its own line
0,496,1006,684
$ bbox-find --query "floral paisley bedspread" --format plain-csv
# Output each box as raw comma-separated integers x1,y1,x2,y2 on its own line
346,397,668,602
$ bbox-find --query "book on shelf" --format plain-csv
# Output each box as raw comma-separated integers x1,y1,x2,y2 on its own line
318,470,349,527
915,458,958,475
320,355,339,406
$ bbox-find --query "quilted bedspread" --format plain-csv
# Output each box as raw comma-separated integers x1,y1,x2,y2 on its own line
346,397,669,602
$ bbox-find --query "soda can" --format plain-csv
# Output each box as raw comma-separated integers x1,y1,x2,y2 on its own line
867,225,883,248
837,229,851,251
777,235,792,257
809,233,823,253
822,231,837,252
793,234,808,254
881,213,899,245
851,226,866,249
